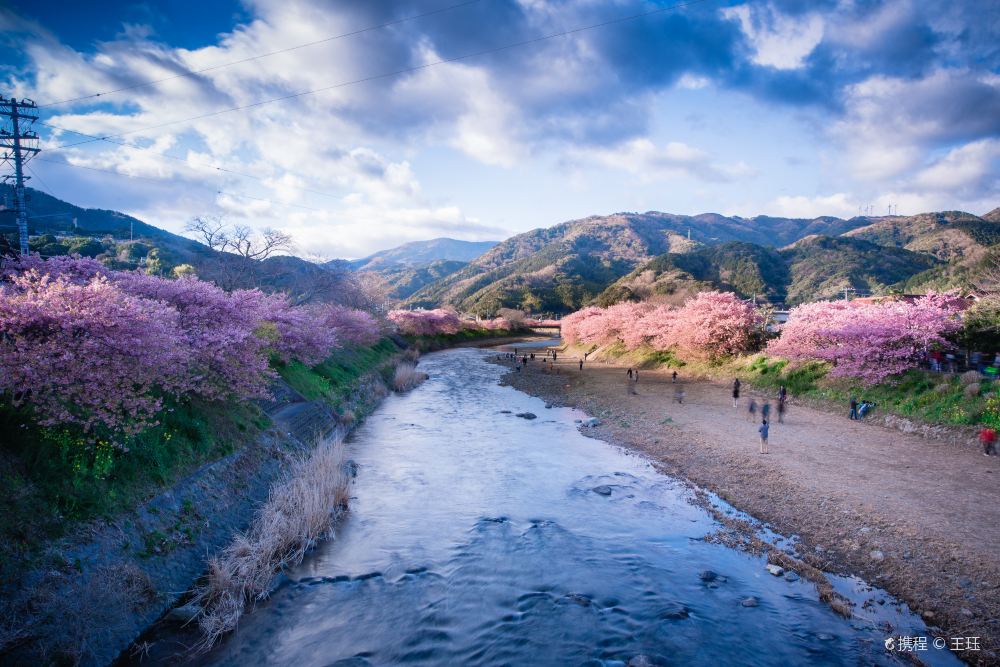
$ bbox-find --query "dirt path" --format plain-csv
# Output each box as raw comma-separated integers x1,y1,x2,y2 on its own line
496,347,1000,665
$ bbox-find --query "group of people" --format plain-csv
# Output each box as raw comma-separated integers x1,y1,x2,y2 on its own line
848,397,877,420
928,349,1000,375
733,379,788,454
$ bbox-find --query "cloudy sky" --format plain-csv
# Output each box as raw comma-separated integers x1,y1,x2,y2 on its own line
2,0,998,258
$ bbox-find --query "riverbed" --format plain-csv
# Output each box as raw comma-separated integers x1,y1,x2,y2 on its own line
183,347,952,666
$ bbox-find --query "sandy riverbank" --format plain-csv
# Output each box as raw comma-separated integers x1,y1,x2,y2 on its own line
492,345,1000,666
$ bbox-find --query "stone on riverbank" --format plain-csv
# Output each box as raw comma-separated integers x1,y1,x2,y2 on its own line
516,412,537,419
581,417,602,427
766,564,785,577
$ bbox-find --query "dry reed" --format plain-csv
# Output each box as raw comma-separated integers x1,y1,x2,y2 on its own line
192,435,349,649
392,362,428,392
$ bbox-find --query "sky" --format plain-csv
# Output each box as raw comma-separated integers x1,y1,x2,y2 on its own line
1,0,998,259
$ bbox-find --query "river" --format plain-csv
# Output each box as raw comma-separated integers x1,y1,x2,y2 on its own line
186,347,953,667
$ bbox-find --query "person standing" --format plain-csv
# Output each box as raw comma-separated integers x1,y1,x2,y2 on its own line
732,378,741,408
777,399,786,423
627,368,633,380
674,386,685,404
778,385,787,403
634,369,639,383
553,352,557,362
747,398,757,422
579,359,583,371
672,370,678,383
761,402,771,422
981,427,997,456
758,419,769,454
849,397,858,420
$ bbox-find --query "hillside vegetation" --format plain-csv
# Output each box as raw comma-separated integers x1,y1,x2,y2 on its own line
405,208,999,313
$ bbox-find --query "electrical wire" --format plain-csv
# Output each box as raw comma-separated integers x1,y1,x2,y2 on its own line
37,0,490,108
32,156,328,212
37,120,344,200
43,0,712,149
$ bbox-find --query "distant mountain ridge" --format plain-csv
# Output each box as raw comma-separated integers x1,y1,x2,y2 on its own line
340,238,498,271
404,209,1000,314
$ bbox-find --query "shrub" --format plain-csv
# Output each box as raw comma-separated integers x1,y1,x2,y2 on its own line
960,370,982,386
964,383,982,398
392,362,428,392
387,309,462,336
194,435,348,648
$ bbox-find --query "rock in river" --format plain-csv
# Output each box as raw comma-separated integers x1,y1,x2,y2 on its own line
592,485,613,496
766,564,785,577
699,570,719,582
658,602,690,620
741,597,759,607
516,412,537,420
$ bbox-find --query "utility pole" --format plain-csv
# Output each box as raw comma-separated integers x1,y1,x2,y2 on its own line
0,96,40,257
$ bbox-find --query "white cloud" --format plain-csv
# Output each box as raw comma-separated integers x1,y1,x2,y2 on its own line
722,4,824,70
762,193,858,219
912,139,1000,195
834,68,1000,181
577,138,757,183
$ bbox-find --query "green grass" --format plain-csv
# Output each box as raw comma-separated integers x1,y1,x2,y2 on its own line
576,341,1000,429
689,352,996,427
404,327,527,351
0,338,400,583
275,338,399,408
0,397,266,581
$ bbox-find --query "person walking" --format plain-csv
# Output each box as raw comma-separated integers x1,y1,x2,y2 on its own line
778,385,787,403
672,370,678,383
627,368,634,380
849,397,858,420
761,401,771,422
981,427,997,456
758,419,769,454
747,398,757,422
634,369,639,383
579,359,583,371
553,352,557,362
674,386,685,404
732,378,741,408
777,399,785,423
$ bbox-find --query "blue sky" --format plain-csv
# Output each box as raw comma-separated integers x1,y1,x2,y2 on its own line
1,0,998,258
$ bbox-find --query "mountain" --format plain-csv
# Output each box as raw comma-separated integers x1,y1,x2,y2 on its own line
1,188,364,305
598,237,939,307
367,259,470,300
343,238,497,271
404,211,877,314
405,208,1000,314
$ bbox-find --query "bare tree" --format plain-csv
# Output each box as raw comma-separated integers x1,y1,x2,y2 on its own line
184,216,229,252
184,217,294,289
223,225,293,262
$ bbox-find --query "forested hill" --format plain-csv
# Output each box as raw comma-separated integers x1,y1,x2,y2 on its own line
404,209,1000,314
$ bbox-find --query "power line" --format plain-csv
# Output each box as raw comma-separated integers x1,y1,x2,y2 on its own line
38,0,490,108
32,156,328,212
44,0,713,148
37,120,345,200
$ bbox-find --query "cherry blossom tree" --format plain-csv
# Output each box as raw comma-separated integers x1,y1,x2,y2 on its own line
0,271,188,435
671,291,763,359
768,294,962,385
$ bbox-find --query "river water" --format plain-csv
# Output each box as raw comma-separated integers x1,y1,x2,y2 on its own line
190,347,954,667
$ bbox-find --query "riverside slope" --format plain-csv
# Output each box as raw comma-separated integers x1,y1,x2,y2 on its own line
497,347,1000,666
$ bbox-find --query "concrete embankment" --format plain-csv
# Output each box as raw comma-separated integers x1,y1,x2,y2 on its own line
2,350,401,667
